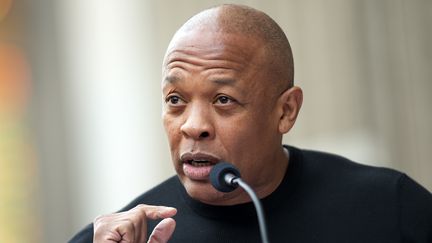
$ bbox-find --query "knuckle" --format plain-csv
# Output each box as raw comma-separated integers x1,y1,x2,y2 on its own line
132,204,150,218
93,214,105,223
124,218,135,227
119,218,135,234
92,206,153,241
93,214,110,227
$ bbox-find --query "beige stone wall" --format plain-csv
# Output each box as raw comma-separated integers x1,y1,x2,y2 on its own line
30,1,431,242
147,0,432,191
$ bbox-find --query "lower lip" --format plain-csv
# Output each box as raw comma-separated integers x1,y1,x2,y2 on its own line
183,163,214,180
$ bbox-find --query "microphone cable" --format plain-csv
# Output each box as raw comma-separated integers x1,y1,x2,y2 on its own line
210,162,270,243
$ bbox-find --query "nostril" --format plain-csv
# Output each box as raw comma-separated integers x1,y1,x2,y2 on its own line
200,131,209,138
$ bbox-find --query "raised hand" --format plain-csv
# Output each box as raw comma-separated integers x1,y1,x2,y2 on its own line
93,204,177,243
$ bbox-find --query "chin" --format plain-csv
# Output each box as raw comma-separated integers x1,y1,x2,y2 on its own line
183,179,221,203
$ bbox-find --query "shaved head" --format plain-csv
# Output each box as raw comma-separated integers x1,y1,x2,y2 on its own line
165,4,294,91
162,4,303,205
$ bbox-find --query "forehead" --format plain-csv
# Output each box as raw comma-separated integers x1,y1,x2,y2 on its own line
160,27,275,99
163,29,265,72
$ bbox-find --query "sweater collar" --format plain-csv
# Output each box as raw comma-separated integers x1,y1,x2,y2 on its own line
176,145,303,221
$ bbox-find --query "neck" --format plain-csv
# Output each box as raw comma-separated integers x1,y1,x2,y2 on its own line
253,145,290,199
204,145,290,206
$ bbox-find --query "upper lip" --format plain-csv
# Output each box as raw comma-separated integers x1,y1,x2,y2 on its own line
180,152,221,164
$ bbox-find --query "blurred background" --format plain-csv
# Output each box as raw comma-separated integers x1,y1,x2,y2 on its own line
0,0,431,242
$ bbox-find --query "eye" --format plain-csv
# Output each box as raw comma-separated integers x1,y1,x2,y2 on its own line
165,95,184,105
214,95,236,105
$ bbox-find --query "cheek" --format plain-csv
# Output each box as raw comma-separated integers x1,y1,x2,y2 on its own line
163,116,183,171
217,115,259,149
163,116,182,145
224,110,272,135
218,111,277,157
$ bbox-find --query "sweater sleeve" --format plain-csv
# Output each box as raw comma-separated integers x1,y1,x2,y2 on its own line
68,223,94,243
398,174,432,243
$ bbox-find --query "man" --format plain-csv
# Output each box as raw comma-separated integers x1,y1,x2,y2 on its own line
70,4,432,243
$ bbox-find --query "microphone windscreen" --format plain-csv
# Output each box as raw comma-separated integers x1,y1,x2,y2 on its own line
210,162,241,192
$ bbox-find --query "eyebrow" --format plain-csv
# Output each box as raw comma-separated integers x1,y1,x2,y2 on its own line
210,78,236,85
164,76,237,85
164,75,181,83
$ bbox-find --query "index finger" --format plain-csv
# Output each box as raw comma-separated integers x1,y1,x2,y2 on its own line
132,204,177,220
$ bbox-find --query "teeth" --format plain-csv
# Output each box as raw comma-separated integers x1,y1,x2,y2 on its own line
190,160,211,167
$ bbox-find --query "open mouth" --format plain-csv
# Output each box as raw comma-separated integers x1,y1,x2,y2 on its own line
180,152,220,167
188,159,212,167
180,152,221,180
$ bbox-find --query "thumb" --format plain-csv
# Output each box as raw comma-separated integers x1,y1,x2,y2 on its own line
148,218,176,243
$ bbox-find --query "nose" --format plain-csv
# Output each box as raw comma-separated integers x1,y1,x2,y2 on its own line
180,104,214,140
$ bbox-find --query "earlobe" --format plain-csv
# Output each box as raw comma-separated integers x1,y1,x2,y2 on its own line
278,86,303,134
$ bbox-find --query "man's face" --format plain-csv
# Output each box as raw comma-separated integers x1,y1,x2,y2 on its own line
162,29,284,205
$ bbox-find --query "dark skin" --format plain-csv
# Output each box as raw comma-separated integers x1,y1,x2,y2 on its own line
93,5,302,243
162,30,301,205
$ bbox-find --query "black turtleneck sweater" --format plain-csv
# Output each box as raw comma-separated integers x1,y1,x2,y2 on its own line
69,146,432,243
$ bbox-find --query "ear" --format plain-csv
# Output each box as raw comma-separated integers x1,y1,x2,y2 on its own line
277,86,303,134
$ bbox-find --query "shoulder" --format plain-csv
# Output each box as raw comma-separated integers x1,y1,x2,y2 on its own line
288,146,432,240
398,174,432,241
286,146,432,241
286,145,431,203
292,146,406,189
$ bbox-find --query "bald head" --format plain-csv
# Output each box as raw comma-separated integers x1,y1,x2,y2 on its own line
165,4,294,90
162,5,303,206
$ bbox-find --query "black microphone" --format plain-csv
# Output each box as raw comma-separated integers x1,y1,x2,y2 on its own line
210,162,270,243
209,162,241,192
